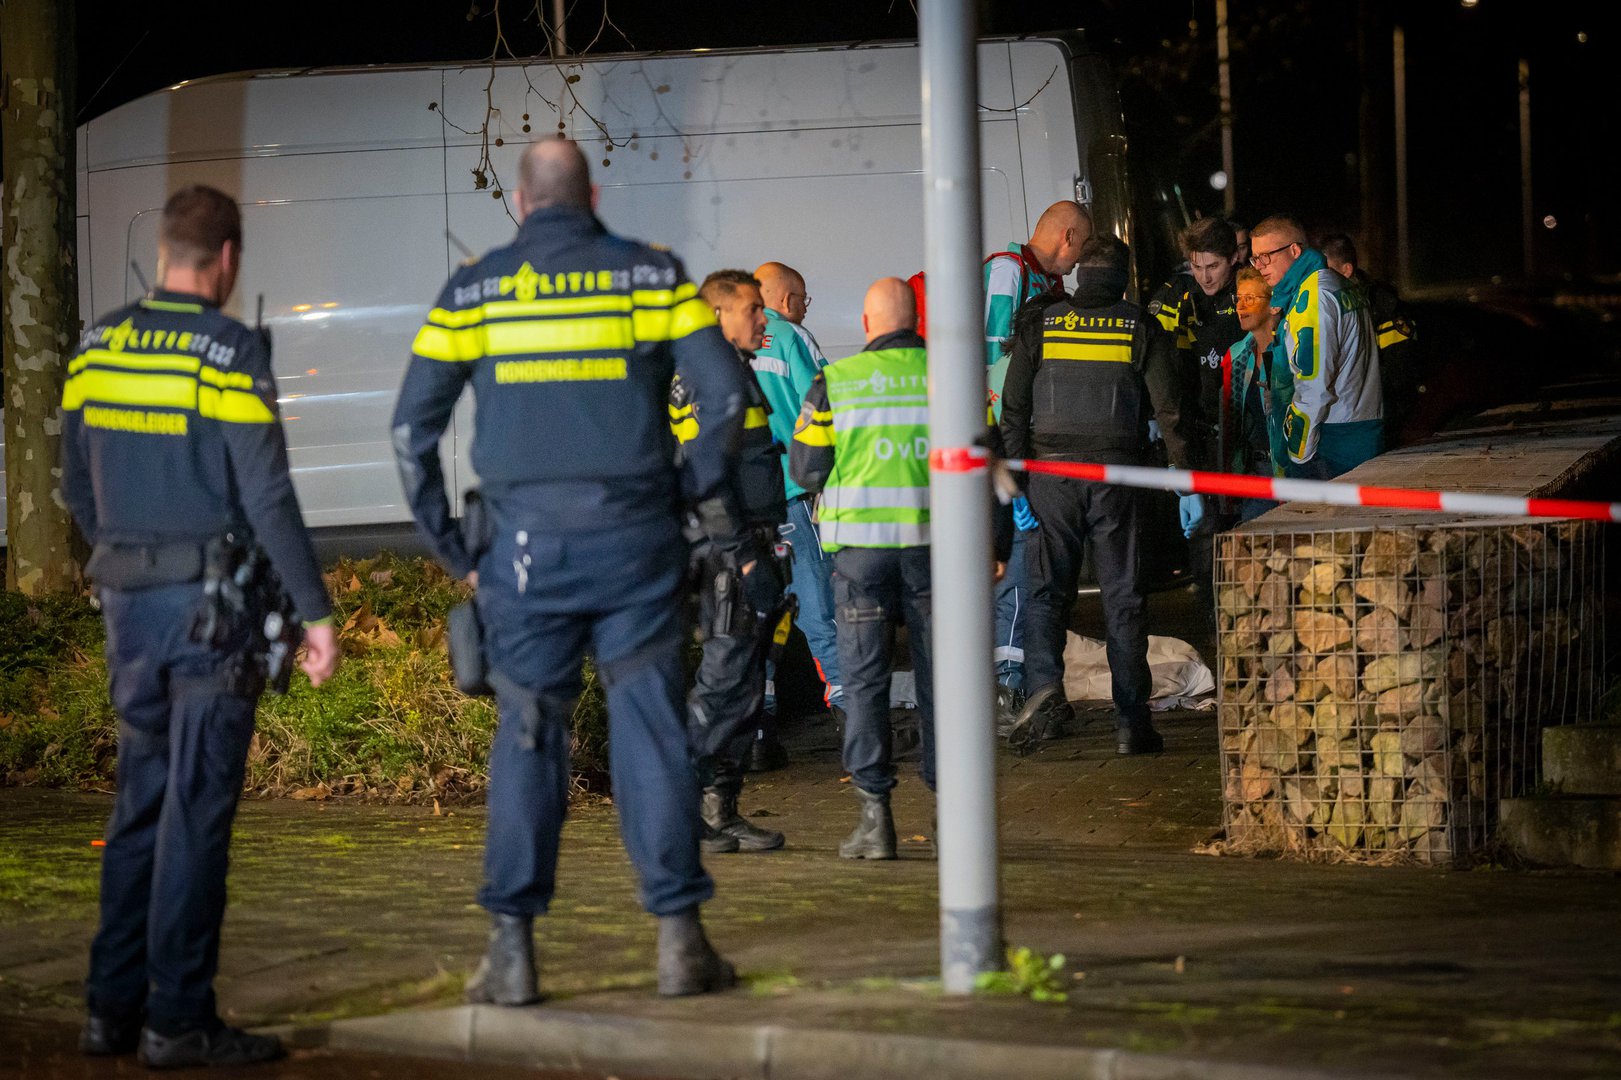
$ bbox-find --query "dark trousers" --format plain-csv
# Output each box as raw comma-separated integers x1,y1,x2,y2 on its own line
476,512,712,918
87,582,258,1034
688,541,784,797
1023,472,1151,726
833,546,935,795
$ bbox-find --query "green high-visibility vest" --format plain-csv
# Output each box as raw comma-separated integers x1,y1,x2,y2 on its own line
820,345,930,550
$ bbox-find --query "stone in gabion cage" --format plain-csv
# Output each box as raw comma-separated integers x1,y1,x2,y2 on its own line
1216,520,1604,865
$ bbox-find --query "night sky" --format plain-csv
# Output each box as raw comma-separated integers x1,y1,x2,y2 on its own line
72,0,1621,288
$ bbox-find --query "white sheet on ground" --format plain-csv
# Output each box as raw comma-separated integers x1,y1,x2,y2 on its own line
1062,633,1216,711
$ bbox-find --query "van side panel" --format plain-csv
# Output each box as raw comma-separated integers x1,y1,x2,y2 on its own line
74,44,1092,534
1010,40,1085,231
84,73,451,528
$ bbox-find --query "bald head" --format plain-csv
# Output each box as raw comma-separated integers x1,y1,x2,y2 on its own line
515,138,593,219
1026,200,1093,278
861,277,917,340
755,262,810,323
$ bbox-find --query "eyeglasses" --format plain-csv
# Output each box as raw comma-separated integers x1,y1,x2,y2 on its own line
787,292,812,310
1249,242,1297,269
1235,293,1270,308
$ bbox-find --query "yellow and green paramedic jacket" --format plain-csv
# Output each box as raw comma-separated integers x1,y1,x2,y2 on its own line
1278,266,1383,465
391,206,748,577
60,289,332,621
789,330,929,551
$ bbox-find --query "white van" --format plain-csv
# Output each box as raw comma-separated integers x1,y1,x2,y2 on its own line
3,33,1138,551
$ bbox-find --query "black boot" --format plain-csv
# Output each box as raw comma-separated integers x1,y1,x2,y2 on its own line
136,1024,284,1068
701,788,785,852
1007,684,1074,756
80,1013,142,1056
1117,721,1164,756
744,728,790,773
656,908,736,997
839,787,897,860
465,913,543,1006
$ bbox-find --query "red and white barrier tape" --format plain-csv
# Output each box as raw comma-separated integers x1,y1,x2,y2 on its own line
985,458,1621,524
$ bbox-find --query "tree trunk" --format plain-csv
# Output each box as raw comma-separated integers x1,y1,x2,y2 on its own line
2,0,83,594
1356,0,1397,279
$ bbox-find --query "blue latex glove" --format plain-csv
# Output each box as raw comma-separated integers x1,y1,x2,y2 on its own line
1012,496,1039,532
1178,494,1206,538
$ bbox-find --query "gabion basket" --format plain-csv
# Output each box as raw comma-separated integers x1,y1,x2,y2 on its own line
1216,519,1606,864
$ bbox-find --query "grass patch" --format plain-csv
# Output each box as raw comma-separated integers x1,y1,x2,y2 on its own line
0,554,610,802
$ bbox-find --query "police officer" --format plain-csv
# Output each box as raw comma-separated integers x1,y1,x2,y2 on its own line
1001,235,1198,756
670,269,790,853
63,185,340,1067
1148,217,1246,626
391,140,750,1003
790,278,934,860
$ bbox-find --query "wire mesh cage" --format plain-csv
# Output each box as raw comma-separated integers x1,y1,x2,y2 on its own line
1216,519,1607,864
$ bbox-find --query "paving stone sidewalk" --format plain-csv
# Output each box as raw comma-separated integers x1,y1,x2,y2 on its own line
3,701,1619,1079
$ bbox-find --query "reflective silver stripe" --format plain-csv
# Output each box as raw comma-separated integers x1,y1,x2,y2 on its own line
821,519,931,547
824,485,930,510
832,405,932,429
833,394,929,409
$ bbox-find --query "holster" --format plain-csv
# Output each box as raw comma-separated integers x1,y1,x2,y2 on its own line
188,533,301,696
448,489,495,697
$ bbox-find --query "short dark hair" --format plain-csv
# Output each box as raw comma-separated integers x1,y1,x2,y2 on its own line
1074,234,1130,277
699,269,761,306
160,185,241,269
1319,233,1358,270
1180,216,1238,260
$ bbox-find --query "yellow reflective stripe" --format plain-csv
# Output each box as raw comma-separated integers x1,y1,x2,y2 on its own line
198,385,275,423
810,409,833,423
139,299,204,313
69,350,202,376
1154,309,1179,331
428,306,485,328
413,323,484,362
63,369,198,412
633,307,672,341
1378,326,1410,349
1044,330,1132,340
484,295,634,318
1044,342,1133,363
198,366,254,390
772,609,793,646
671,418,699,443
485,317,634,354
668,297,717,340
793,421,836,447
744,406,769,429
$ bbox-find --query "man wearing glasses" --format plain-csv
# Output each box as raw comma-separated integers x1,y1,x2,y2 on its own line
752,262,844,729
1248,216,1383,480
